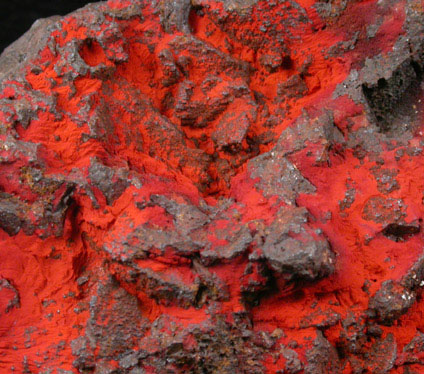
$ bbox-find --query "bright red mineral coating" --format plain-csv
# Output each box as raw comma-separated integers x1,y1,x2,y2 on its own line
0,0,424,373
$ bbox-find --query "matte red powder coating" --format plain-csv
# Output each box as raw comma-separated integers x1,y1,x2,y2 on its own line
0,0,424,372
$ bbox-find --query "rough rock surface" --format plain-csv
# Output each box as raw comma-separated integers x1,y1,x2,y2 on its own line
0,0,424,373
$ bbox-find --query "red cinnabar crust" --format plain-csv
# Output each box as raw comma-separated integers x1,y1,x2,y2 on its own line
0,0,424,373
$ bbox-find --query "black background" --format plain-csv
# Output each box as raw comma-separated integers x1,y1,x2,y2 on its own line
0,0,93,53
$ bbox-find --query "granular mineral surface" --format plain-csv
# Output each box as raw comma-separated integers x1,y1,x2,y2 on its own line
1,0,424,373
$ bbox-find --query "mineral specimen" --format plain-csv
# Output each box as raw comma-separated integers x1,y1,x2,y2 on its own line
1,0,424,373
